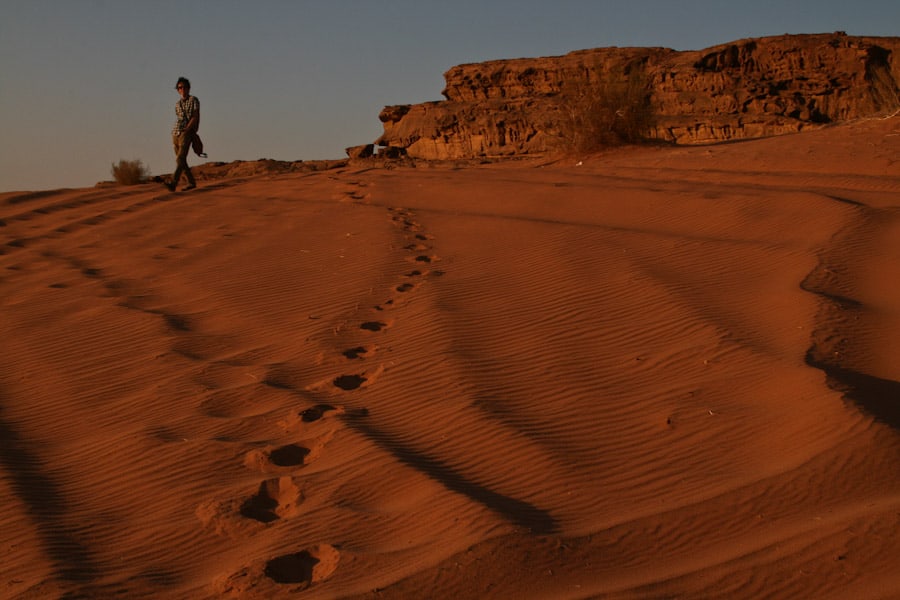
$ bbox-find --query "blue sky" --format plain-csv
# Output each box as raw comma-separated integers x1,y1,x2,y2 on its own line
1,0,898,191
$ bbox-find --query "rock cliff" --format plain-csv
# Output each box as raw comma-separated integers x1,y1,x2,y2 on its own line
374,33,900,159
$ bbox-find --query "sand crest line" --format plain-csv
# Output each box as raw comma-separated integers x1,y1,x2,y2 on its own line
801,203,900,429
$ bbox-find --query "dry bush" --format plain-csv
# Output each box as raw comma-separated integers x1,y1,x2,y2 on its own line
554,67,656,153
111,159,150,185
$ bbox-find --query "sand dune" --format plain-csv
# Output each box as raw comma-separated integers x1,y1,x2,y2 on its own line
1,117,900,599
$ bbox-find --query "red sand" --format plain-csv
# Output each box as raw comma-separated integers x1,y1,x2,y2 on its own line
1,116,900,599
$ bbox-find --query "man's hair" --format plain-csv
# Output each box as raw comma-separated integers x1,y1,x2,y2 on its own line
175,76,191,90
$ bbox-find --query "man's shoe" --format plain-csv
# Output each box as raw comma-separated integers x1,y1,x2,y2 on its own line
163,180,176,192
182,183,196,191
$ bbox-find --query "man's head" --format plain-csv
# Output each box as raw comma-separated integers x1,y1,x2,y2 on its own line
175,77,191,96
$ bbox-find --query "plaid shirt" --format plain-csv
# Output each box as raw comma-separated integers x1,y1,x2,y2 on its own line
172,95,199,136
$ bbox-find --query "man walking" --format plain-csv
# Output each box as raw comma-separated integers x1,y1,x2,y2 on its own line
166,77,199,191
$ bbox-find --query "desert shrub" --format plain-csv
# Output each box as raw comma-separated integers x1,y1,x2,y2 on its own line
553,67,656,153
111,159,150,185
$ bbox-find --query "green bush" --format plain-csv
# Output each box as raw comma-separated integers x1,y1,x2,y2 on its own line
111,159,150,185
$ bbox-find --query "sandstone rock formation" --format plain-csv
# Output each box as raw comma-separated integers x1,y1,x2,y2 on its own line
375,33,900,159
345,144,374,159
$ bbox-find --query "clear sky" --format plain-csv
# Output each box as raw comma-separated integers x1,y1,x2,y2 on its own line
2,0,898,191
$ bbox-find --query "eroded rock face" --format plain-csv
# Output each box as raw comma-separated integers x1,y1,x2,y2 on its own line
375,33,900,159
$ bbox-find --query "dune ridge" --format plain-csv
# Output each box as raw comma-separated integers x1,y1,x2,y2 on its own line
1,117,899,598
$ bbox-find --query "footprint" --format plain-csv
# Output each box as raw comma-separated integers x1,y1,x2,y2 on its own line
333,374,366,391
244,434,332,473
373,300,394,311
342,345,376,360
274,404,342,432
300,404,342,422
239,476,303,523
389,208,411,218
360,320,390,332
216,544,340,594
307,365,383,394
265,544,340,588
268,444,310,467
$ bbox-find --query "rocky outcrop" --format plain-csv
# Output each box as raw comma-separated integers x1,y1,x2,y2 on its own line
375,33,900,159
345,144,375,159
